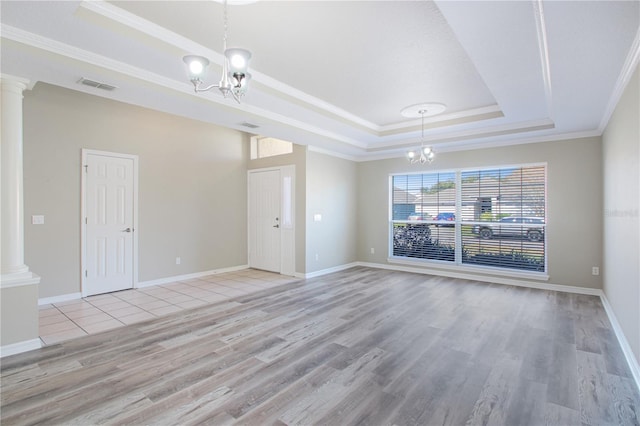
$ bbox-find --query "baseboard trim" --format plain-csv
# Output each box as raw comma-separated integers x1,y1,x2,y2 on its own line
297,262,359,279
39,292,82,306
0,338,42,358
357,261,601,295
600,294,640,393
136,264,250,289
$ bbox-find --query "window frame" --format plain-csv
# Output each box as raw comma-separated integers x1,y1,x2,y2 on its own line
388,163,548,279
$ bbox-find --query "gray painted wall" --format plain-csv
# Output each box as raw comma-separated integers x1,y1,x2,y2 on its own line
357,136,603,289
306,150,358,273
23,83,249,298
603,65,639,365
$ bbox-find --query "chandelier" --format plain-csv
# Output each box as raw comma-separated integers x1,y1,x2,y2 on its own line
183,0,252,103
402,103,445,164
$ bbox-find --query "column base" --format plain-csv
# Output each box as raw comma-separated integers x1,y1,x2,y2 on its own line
0,271,40,288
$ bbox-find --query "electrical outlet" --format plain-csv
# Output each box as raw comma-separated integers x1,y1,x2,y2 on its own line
176,257,181,265
370,247,375,254
315,253,319,261
592,266,599,276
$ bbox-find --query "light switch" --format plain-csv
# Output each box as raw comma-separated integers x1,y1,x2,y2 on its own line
313,214,322,222
32,215,45,225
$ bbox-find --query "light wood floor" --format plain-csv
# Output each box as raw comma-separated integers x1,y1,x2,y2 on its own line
1,267,639,425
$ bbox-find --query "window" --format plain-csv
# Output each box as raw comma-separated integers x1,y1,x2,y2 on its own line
250,136,293,159
390,164,546,273
391,172,456,262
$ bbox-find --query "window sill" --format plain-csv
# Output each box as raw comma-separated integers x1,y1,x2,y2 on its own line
387,256,550,282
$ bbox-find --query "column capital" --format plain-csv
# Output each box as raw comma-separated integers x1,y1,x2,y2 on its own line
0,74,32,93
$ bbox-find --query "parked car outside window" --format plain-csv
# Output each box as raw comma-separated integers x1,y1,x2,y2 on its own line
435,212,455,227
472,216,544,241
408,213,431,221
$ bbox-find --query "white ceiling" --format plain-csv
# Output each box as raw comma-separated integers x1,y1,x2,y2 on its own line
1,1,638,160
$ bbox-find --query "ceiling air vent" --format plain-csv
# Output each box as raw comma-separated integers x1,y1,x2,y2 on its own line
77,77,117,91
239,122,260,129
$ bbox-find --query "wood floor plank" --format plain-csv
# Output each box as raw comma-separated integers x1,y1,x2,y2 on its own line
503,379,547,426
1,267,638,426
546,339,580,410
577,350,617,425
465,358,523,426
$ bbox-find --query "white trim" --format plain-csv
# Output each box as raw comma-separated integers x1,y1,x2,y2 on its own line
0,338,41,358
532,0,553,118
136,265,249,288
39,292,82,306
291,259,603,297
307,145,359,162
79,1,380,134
0,273,40,289
381,104,502,132
347,129,603,163
369,118,555,152
81,149,139,297
358,261,600,295
599,27,640,132
296,262,359,279
600,293,640,393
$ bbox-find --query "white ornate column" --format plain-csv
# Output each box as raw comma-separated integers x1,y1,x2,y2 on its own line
2,76,30,277
1,74,41,356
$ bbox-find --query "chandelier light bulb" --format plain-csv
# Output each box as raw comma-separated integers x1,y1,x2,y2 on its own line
181,1,252,103
230,55,246,69
189,61,204,75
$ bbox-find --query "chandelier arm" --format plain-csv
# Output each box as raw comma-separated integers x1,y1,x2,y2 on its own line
193,82,222,93
406,108,436,164
182,0,251,102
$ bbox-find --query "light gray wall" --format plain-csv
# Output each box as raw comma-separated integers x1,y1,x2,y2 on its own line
23,83,249,298
602,65,639,365
357,136,603,289
248,143,307,274
306,150,358,273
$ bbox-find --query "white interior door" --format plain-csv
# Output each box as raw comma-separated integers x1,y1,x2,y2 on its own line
83,151,136,296
249,169,281,272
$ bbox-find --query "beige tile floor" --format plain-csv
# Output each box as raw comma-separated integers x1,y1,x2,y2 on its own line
38,269,298,346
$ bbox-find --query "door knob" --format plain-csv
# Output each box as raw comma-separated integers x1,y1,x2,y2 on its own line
122,228,132,233
273,224,280,228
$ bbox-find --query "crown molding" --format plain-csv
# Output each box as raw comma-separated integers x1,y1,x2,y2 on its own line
307,145,360,162
598,26,640,132
432,128,601,153
532,0,554,118
346,128,602,163
78,1,211,58
1,24,369,150
368,118,555,152
77,0,380,132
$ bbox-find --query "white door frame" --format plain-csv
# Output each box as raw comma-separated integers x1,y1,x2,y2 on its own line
248,166,295,276
81,149,139,297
